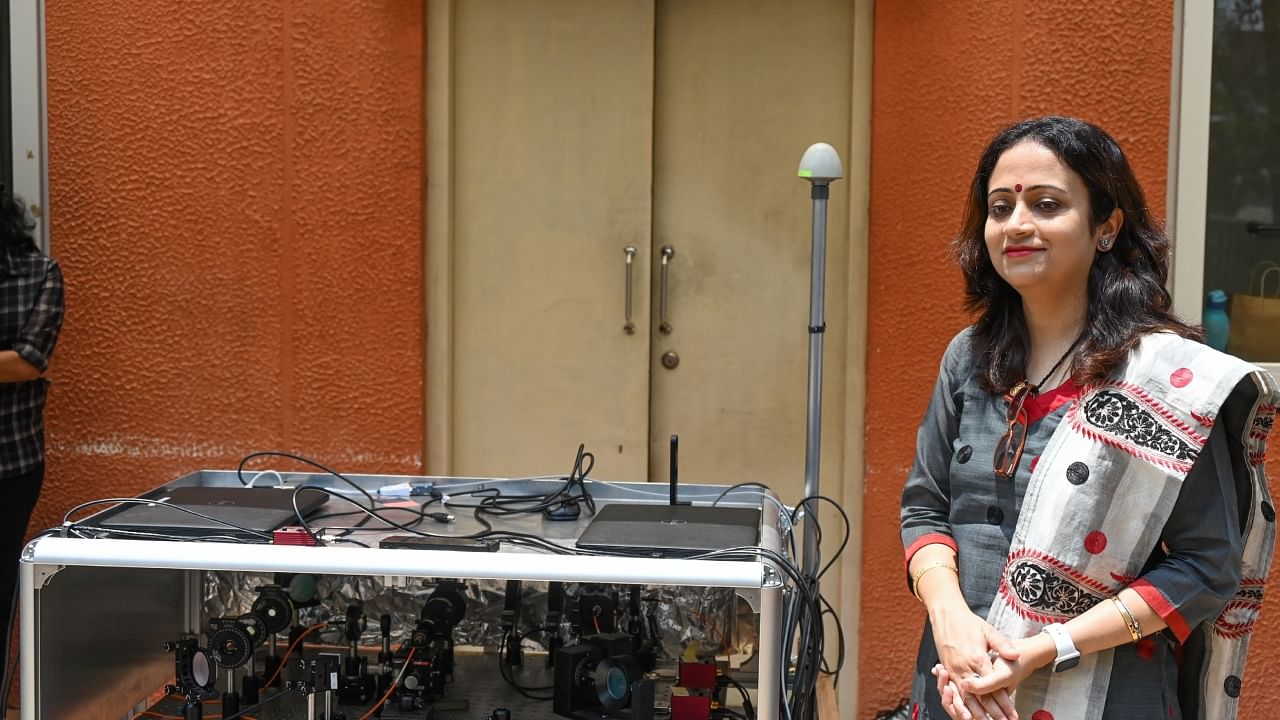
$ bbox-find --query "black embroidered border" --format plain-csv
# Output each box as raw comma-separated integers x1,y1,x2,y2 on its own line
1079,389,1199,464
999,549,1112,623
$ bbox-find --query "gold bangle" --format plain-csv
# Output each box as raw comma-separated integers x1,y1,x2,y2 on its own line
1112,596,1143,642
911,562,958,601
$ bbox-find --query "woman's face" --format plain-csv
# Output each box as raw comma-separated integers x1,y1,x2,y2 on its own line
983,140,1108,302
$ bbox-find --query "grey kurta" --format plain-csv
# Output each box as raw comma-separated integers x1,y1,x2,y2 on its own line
900,329,1244,720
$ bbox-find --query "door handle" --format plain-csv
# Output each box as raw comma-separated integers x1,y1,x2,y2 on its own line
659,245,675,335
1247,221,1280,235
623,245,637,334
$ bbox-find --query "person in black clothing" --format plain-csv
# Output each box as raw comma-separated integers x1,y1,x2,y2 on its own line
0,186,64,701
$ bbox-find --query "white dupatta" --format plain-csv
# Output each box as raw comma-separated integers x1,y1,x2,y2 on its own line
986,334,1278,720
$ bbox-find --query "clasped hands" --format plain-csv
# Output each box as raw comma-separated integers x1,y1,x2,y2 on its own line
929,608,1044,720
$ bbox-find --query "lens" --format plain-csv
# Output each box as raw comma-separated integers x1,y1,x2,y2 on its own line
287,574,318,603
994,434,1011,472
593,657,636,710
606,667,628,700
192,650,211,686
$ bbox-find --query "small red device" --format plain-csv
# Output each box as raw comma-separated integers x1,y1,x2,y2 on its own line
677,660,719,691
272,527,317,546
671,695,713,720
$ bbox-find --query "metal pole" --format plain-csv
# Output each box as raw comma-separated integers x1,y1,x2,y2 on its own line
801,182,829,578
796,142,841,582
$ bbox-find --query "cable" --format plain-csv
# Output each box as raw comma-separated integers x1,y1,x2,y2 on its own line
494,446,592,516
328,537,370,548
236,451,379,507
711,481,770,504
263,622,326,688
298,486,495,541
789,495,850,579
818,592,845,681
711,482,798,557
282,445,600,546
468,444,598,520
214,690,289,720
497,627,555,700
725,675,757,720
289,485,331,545
694,537,842,720
356,647,416,720
687,608,728,652
246,470,284,487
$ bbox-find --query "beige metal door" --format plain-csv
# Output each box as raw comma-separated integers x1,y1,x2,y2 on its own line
649,0,851,504
435,0,852,499
438,0,656,481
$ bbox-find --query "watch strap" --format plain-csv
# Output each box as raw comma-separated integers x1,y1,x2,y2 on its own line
1042,622,1080,671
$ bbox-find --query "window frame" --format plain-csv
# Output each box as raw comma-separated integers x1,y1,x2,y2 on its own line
6,0,49,253
1168,0,1280,377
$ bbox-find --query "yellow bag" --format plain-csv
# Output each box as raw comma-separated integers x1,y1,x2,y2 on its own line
1228,262,1280,362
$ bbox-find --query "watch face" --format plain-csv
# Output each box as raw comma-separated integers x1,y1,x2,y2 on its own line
1054,654,1080,673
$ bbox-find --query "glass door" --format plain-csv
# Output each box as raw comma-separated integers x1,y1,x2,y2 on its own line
1201,0,1280,365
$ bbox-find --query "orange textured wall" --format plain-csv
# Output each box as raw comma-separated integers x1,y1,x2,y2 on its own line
859,1,1188,716
1245,453,1280,707
33,1,424,536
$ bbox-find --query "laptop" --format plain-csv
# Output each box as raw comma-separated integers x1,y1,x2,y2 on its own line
575,503,761,558
84,486,330,542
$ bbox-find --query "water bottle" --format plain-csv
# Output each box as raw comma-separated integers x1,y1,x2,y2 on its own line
1204,289,1230,351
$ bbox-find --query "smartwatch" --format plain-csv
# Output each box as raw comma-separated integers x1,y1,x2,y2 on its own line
1042,623,1080,672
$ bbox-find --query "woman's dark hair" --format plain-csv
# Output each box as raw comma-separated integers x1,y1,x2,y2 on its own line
953,116,1200,395
0,186,39,259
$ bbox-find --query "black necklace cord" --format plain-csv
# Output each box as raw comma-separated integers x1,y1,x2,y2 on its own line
1028,334,1083,395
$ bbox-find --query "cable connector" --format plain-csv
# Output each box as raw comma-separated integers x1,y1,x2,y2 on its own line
377,481,436,498
425,511,455,524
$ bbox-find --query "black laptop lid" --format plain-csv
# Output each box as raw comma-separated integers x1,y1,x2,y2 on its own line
575,503,761,558
87,486,329,540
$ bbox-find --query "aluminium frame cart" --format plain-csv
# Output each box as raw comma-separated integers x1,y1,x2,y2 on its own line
19,472,785,720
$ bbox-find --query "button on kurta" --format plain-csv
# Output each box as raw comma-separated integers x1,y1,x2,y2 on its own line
1066,462,1090,485
986,506,1004,525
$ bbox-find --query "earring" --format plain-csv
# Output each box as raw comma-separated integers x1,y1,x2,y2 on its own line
1099,235,1113,251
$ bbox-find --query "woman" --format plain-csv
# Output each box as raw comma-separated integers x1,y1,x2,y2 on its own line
0,186,64,699
899,117,1277,720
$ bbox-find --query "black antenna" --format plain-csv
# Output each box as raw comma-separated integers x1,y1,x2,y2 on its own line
669,434,689,506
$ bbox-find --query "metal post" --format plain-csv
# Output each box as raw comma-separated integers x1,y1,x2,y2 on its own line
801,181,829,577
796,141,841,578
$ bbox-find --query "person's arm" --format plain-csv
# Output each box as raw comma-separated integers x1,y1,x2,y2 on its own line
1,259,64,384
900,333,966,574
902,332,1018,720
0,350,43,382
968,584,1170,688
967,417,1244,693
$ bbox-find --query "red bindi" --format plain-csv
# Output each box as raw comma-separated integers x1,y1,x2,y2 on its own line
1014,183,1023,192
